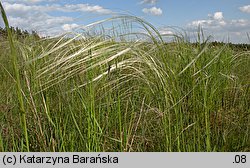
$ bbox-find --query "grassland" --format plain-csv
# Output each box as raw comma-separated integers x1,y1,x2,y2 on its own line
0,4,250,152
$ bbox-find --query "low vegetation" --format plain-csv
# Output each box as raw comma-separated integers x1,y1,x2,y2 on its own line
0,3,249,152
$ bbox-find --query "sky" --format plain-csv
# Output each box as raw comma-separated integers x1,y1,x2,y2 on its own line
0,0,250,43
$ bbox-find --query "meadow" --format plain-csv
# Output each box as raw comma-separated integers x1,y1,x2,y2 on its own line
0,3,250,152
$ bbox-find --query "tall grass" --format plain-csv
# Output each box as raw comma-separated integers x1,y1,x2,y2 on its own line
0,3,249,151
0,2,29,151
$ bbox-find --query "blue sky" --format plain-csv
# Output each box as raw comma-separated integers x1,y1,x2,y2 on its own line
1,0,250,43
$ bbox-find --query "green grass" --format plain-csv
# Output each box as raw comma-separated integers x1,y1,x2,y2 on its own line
0,2,29,151
0,2,250,152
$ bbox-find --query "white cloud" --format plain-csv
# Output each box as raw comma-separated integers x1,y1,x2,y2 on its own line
208,12,224,21
3,2,38,16
142,7,162,16
7,14,74,36
187,12,250,43
63,4,113,14
7,0,57,3
1,1,113,36
213,12,224,20
3,2,113,15
141,0,158,4
62,23,80,31
188,12,249,30
239,5,250,13
159,27,174,35
25,0,49,2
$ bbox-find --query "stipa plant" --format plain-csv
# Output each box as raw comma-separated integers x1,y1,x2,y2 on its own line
28,16,169,151
30,17,198,151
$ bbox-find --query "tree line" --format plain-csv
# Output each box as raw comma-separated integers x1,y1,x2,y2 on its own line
0,26,40,40
0,26,249,51
211,41,250,51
